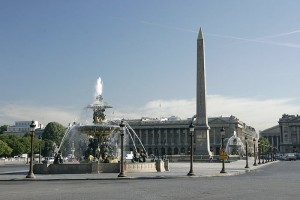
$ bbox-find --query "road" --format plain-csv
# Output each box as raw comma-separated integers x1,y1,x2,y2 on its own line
0,164,27,174
0,161,299,200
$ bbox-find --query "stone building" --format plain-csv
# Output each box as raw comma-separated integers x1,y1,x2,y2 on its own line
126,115,257,156
260,114,300,153
208,116,257,156
5,120,44,137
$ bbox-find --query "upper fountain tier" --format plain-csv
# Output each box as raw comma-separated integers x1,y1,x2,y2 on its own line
86,94,113,124
86,77,113,124
76,77,120,136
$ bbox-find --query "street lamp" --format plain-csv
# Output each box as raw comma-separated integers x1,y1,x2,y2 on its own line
266,146,269,163
38,135,42,163
245,136,249,168
262,144,265,164
253,138,257,166
118,121,126,177
187,122,195,176
269,146,273,162
273,147,277,161
220,127,226,173
258,139,261,165
26,121,36,178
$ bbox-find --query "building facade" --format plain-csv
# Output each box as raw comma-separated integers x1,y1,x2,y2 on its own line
5,121,44,137
260,114,300,153
126,115,257,156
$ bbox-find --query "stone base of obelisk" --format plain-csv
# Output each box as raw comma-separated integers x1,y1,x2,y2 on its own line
194,128,211,157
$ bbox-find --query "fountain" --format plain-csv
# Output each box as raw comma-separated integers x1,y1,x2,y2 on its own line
225,131,246,159
34,77,168,174
75,77,121,163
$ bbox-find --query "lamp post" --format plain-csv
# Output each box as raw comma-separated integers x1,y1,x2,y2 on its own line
38,135,42,163
253,138,257,166
220,127,226,173
262,145,265,164
258,139,261,165
187,123,195,176
265,146,270,163
26,121,36,178
118,121,126,177
270,147,273,162
245,136,249,168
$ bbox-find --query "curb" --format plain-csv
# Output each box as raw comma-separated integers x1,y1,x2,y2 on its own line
0,161,279,181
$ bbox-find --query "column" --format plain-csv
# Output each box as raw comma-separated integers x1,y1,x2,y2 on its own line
296,126,300,144
152,129,155,145
144,129,147,145
178,129,181,144
170,129,174,145
184,129,188,145
213,128,216,145
158,129,161,145
164,129,168,145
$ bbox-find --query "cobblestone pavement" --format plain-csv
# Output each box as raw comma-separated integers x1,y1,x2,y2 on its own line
0,157,278,181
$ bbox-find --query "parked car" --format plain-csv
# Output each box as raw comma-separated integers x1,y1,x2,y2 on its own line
283,153,296,161
294,153,300,160
42,157,55,164
125,152,134,160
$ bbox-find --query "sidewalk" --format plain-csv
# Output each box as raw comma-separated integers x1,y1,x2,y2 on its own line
0,158,278,181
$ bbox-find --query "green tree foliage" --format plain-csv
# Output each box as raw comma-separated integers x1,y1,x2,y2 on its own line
42,122,66,144
0,140,13,157
21,135,40,154
41,139,56,157
259,137,271,154
0,125,8,134
0,134,25,156
0,134,40,157
42,122,66,156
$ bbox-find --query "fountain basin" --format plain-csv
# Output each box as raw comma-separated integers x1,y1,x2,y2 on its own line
33,160,168,174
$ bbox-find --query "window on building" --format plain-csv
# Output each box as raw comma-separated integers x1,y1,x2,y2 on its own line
285,134,288,142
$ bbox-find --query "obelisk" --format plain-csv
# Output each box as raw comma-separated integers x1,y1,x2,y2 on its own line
194,28,211,156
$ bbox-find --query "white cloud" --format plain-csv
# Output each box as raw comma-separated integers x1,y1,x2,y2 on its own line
0,102,77,127
1,95,300,132
112,95,300,132
207,95,300,131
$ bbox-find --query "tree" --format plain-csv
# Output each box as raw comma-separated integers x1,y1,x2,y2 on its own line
259,137,271,154
0,134,40,157
21,135,40,154
0,125,8,134
0,140,13,157
42,122,66,156
0,134,25,156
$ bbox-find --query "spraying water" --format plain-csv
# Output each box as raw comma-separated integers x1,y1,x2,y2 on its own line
95,77,103,98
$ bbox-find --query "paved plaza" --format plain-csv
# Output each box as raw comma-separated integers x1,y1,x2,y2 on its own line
0,157,278,181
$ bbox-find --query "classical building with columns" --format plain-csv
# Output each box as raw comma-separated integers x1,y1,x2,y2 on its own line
260,114,300,153
126,115,257,156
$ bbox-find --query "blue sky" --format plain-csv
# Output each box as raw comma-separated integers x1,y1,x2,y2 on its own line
1,0,300,131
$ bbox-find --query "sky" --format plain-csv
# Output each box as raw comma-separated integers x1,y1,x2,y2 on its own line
1,0,300,132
